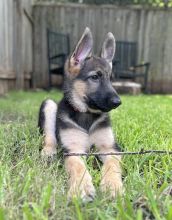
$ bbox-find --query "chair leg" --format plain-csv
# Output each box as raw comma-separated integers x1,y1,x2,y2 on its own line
144,76,147,93
48,73,52,89
144,70,149,93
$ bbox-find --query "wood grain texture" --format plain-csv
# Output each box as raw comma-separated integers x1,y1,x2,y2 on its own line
0,2,171,93
0,0,33,93
33,3,172,93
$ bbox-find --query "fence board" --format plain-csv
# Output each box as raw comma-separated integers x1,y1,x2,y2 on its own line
0,0,33,94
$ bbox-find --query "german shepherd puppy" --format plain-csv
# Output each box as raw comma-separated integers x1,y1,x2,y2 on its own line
38,27,123,202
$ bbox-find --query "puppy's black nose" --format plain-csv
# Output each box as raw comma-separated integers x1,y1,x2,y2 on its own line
110,97,121,109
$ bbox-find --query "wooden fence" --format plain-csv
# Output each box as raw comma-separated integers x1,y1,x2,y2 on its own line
1,2,172,94
33,3,172,93
0,0,33,95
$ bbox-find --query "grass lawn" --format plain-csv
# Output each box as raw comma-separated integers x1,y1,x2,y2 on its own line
0,90,172,220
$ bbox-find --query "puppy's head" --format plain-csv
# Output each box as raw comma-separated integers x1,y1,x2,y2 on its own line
64,27,121,113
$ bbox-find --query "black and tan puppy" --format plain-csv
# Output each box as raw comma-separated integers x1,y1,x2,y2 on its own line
38,27,123,202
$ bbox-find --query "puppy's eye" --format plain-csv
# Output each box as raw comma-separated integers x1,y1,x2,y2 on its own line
96,71,103,76
90,75,99,81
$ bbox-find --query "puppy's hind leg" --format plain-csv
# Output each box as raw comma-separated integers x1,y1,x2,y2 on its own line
38,99,58,157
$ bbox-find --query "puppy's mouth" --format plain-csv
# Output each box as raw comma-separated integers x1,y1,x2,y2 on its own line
85,97,114,112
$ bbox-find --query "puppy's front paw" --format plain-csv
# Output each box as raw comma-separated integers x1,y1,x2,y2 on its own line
68,173,96,203
100,177,123,198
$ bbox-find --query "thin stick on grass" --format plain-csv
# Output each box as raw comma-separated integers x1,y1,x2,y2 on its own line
64,150,172,157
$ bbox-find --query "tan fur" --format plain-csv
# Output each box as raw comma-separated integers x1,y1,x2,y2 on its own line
90,127,115,149
90,127,122,198
65,59,80,77
73,80,87,98
41,100,57,157
59,128,89,153
41,135,57,157
87,107,102,114
69,57,81,76
71,80,88,112
71,91,87,112
100,156,123,198
65,156,95,201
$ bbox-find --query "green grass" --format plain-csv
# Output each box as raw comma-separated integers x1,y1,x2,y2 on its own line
0,90,172,220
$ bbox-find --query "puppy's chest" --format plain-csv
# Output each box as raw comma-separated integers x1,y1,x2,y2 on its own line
69,112,100,131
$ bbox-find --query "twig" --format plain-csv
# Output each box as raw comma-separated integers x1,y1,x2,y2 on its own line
64,150,172,157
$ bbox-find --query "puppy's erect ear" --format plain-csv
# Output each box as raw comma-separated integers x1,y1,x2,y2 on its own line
101,32,116,67
69,27,93,75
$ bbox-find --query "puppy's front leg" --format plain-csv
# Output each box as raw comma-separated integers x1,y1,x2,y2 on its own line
65,156,95,202
90,127,123,198
100,154,122,198
60,128,95,202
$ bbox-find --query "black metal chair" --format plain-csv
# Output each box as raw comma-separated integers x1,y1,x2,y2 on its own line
112,41,150,93
47,29,70,88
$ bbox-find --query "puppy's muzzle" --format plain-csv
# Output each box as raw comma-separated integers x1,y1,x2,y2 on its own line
108,96,121,109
